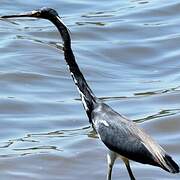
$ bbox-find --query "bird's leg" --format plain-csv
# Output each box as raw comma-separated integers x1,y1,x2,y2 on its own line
122,157,136,180
107,151,117,180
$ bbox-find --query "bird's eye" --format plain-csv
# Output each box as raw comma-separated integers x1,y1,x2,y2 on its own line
31,10,41,17
35,12,41,17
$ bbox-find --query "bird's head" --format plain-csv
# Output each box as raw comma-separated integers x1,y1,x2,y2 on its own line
0,7,59,20
0,7,71,46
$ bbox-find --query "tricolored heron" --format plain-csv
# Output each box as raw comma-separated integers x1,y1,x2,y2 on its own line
1,7,179,180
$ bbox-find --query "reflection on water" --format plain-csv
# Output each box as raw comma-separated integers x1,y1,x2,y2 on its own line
16,35,64,50
76,21,105,26
0,126,92,158
135,108,180,123
0,0,180,180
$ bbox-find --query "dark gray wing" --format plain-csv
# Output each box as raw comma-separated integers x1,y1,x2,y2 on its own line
92,103,176,172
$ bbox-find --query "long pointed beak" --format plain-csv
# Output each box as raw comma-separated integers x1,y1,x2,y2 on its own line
0,9,71,35
0,11,38,19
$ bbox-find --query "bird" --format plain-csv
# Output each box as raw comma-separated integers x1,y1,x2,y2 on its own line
0,7,179,180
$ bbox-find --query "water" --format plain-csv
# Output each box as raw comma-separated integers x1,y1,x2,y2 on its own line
0,0,180,179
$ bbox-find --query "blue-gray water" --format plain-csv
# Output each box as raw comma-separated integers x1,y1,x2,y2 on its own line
0,0,180,179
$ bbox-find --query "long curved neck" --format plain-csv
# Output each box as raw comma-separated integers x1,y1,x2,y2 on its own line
50,15,97,121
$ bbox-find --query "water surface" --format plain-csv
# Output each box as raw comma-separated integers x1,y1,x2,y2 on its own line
0,0,180,179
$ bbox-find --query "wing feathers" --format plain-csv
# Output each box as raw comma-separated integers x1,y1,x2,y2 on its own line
92,103,179,173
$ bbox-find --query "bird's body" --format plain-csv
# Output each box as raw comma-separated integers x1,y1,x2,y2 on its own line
93,102,178,172
1,7,179,180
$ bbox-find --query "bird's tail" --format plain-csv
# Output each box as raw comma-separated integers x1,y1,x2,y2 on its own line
161,154,179,173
